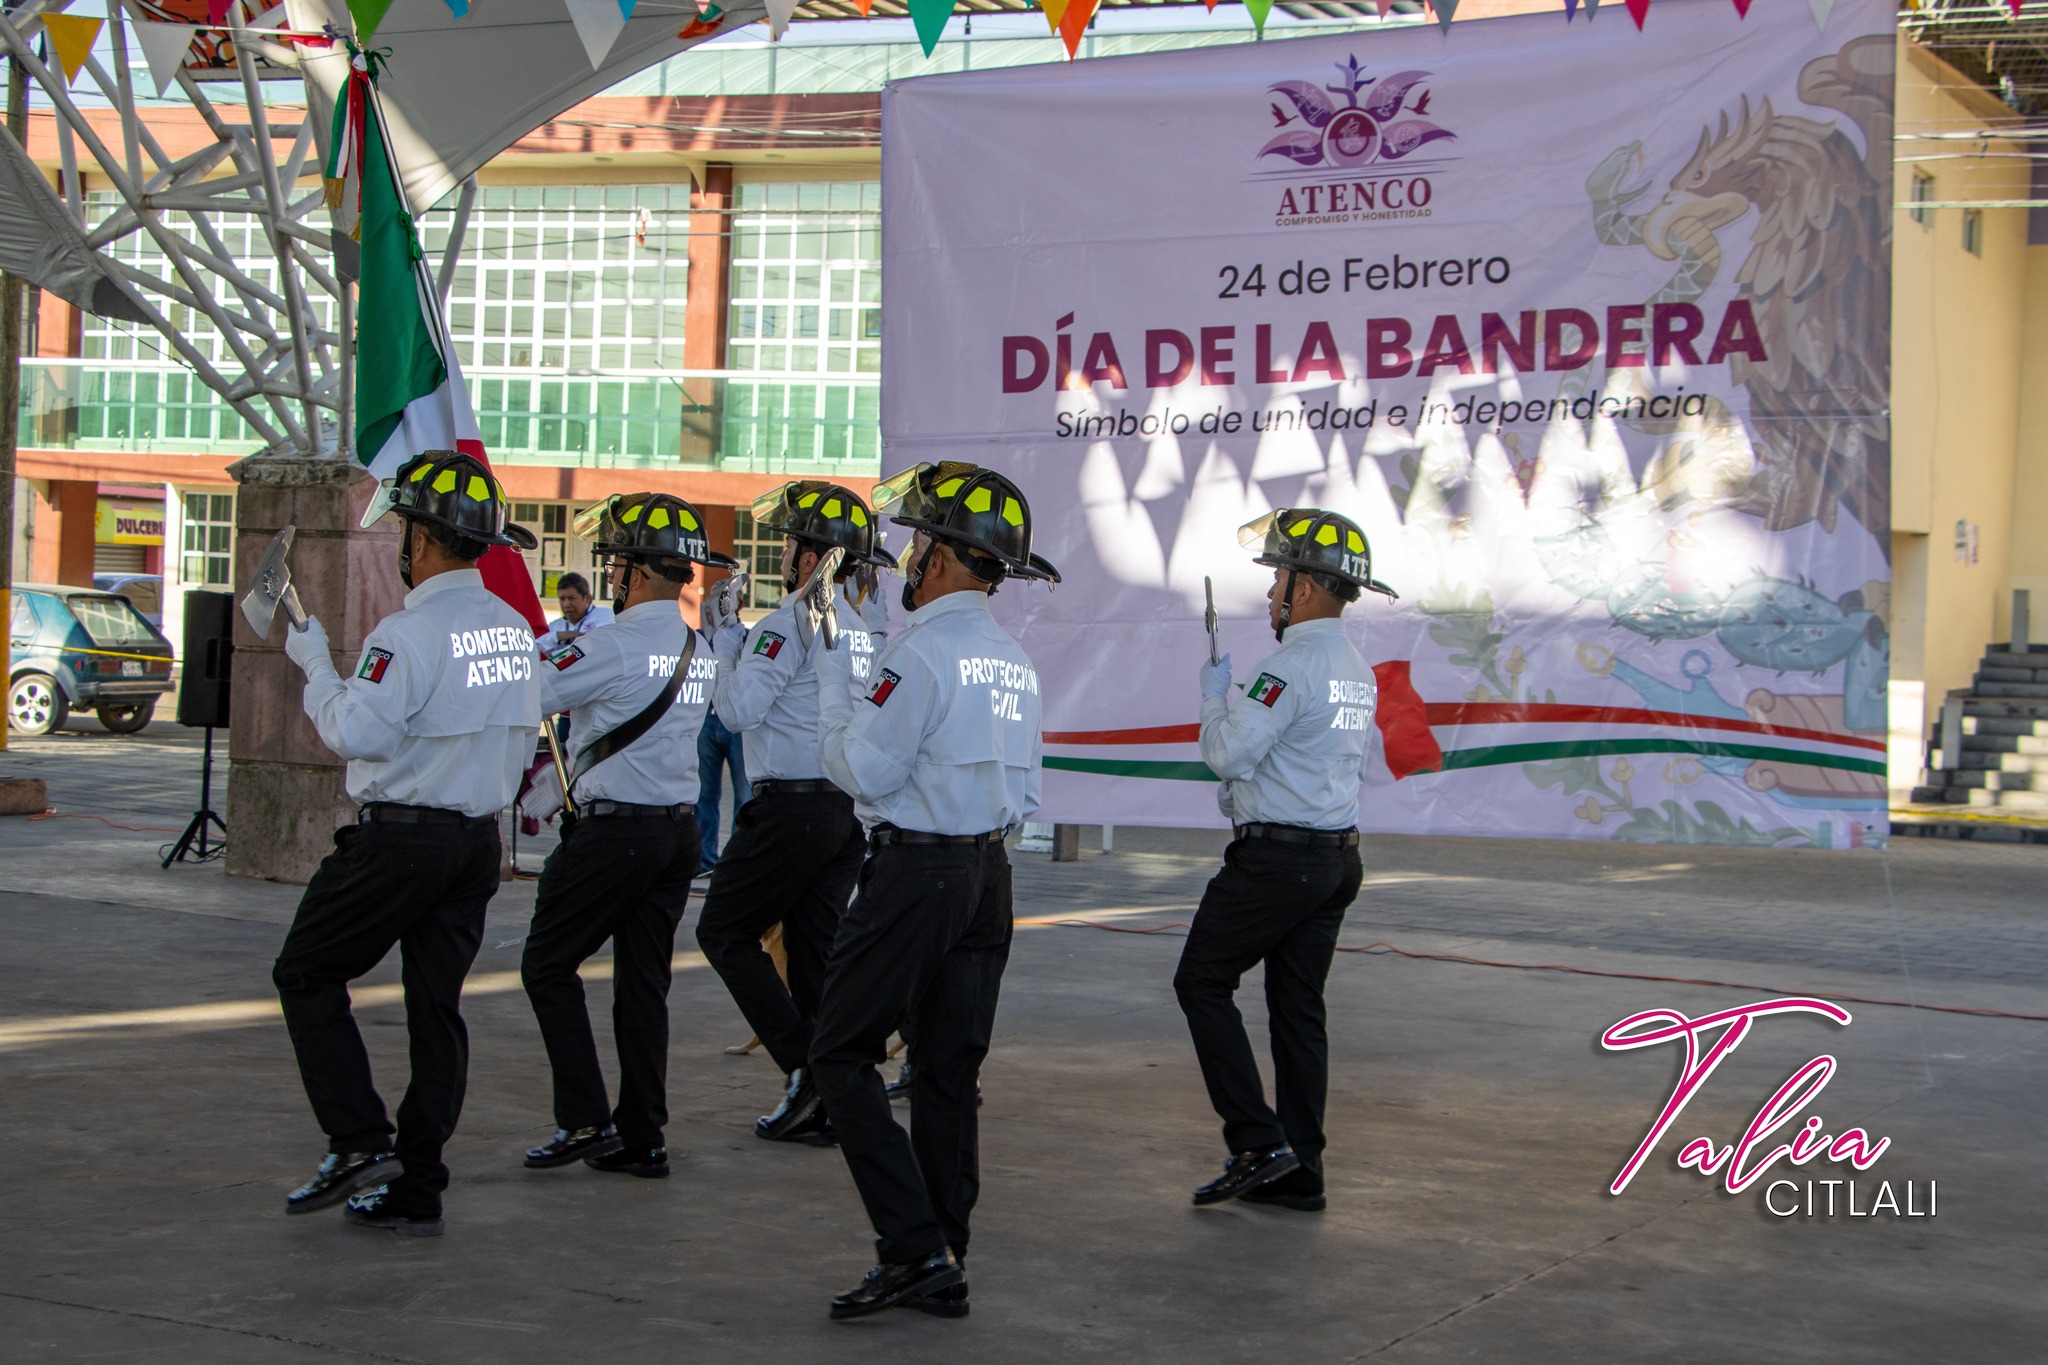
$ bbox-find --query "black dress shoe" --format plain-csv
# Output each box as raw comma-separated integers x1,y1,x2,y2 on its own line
829,1250,963,1321
885,1060,914,1101
524,1125,621,1169
285,1150,398,1215
1237,1170,1327,1212
584,1145,670,1178
756,1070,823,1141
341,1186,444,1237
1192,1147,1301,1206
906,1281,971,1319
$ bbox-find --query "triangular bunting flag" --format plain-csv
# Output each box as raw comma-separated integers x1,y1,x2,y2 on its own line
1376,0,1393,15
1042,0,1068,32
442,0,471,18
345,0,397,43
1730,0,1753,15
1432,0,1457,32
1245,0,1274,32
1058,0,1096,58
1203,0,1218,10
135,22,199,97
907,0,952,56
1585,0,1601,20
855,0,874,14
765,0,798,41
1805,0,1835,27
1562,0,1578,20
1623,0,1651,27
617,0,639,18
680,4,723,38
207,0,235,24
41,13,103,84
564,0,628,67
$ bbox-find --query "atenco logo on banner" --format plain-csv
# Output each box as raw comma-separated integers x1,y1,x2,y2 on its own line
1254,57,1458,228
1602,998,1934,1220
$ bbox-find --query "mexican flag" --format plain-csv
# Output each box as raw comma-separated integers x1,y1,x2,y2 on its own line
328,51,546,634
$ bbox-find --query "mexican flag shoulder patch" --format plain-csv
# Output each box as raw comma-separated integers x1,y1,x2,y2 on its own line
547,644,585,671
753,630,786,660
1247,673,1287,708
867,668,902,706
357,648,394,684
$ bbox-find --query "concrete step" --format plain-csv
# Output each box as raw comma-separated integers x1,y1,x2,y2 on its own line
1914,782,2048,809
1981,647,2048,669
1976,666,2048,685
1963,698,2048,720
1955,753,2048,776
1977,682,2048,699
1963,716,2048,739
1955,733,2048,756
1890,809,2048,844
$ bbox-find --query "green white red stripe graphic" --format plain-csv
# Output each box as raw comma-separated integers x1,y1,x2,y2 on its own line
1041,698,1886,783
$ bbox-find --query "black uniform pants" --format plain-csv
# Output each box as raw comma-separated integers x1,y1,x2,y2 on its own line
695,788,865,1076
520,809,699,1151
809,840,1012,1265
272,819,501,1203
1173,837,1364,1175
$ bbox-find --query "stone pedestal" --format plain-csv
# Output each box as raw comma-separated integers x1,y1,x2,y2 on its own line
227,457,406,884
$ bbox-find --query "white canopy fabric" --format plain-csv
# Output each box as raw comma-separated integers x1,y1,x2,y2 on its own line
0,125,150,323
288,0,769,213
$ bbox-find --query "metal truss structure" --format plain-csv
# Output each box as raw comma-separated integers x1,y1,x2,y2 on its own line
0,0,432,459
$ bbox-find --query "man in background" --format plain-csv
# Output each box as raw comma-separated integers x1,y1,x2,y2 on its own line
536,572,611,654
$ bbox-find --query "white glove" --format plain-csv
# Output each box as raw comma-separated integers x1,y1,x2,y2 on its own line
712,623,746,659
1199,652,1233,701
520,777,566,823
284,614,331,675
1216,780,1238,821
706,574,747,634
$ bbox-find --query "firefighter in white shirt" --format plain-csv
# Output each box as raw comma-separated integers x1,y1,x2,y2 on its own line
517,493,732,1180
1176,508,1395,1214
806,463,1058,1322
698,482,892,1146
273,450,541,1237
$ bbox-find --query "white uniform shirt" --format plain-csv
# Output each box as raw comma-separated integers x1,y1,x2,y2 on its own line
535,603,613,654
1201,618,1376,831
300,568,541,818
540,599,714,806
818,589,1041,836
714,582,884,784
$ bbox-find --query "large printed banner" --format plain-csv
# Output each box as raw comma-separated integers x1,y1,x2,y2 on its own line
881,0,1894,847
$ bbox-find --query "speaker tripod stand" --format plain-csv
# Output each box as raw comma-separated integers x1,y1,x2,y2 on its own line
162,725,227,867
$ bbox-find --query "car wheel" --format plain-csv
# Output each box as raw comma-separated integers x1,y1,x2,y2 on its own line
8,673,69,736
96,698,157,734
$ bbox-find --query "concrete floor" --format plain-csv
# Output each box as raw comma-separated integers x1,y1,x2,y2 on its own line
2,723,2044,1363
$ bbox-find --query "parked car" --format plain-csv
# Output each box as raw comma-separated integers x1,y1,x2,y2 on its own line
93,572,164,627
8,584,176,735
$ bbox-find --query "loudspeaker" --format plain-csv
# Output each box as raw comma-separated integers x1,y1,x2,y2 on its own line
177,590,234,729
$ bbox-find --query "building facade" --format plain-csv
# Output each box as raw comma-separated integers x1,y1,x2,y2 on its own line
10,18,2047,800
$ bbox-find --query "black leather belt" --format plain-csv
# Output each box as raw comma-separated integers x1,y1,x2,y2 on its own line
358,802,495,830
583,800,695,820
870,823,1003,848
1235,822,1360,848
750,779,840,796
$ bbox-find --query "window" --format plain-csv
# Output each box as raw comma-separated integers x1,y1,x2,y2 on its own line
731,508,787,611
726,182,881,376
1962,208,1984,257
1910,171,1935,229
426,185,690,374
181,492,235,588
